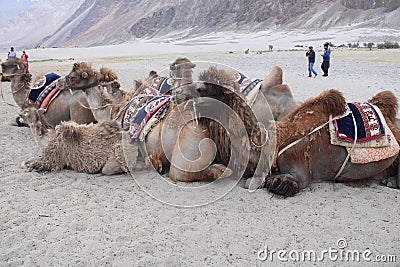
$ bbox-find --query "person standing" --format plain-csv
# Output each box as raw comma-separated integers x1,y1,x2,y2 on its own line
7,47,16,58
306,46,317,77
21,50,29,71
321,43,331,77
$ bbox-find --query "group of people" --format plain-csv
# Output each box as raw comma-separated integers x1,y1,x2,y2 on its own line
6,47,29,71
306,42,331,78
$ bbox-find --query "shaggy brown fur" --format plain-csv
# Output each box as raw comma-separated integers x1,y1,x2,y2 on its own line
99,67,119,82
276,89,346,152
198,66,240,93
71,62,98,78
369,91,398,126
196,73,265,177
25,120,137,174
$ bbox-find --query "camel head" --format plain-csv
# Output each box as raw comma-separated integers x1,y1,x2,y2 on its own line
19,107,52,149
18,107,50,128
170,57,196,83
66,62,100,90
1,58,27,82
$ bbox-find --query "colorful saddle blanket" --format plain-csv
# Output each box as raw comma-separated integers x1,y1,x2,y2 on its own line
28,72,61,102
34,78,61,110
329,103,399,163
346,129,399,164
122,96,171,143
234,72,262,96
151,75,173,94
334,102,385,142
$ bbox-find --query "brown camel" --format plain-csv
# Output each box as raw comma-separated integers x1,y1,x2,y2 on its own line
20,106,146,174
178,65,294,179
179,67,400,194
44,59,233,181
0,58,123,127
260,90,400,197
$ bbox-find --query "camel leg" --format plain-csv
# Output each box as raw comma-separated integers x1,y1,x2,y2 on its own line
264,174,300,197
168,123,233,182
102,156,124,175
23,159,58,172
380,157,400,189
170,163,233,182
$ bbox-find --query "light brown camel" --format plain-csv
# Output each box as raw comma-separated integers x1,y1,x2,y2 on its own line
68,59,287,180
0,58,122,127
46,60,233,181
260,90,400,197
20,106,146,174
181,65,293,179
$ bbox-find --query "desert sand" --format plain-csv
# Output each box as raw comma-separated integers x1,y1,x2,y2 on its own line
1,44,400,266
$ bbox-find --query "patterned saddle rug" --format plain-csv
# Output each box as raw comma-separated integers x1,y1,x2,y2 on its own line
122,95,171,143
151,75,173,94
34,78,62,110
329,103,399,163
28,72,61,102
334,102,385,142
234,72,262,106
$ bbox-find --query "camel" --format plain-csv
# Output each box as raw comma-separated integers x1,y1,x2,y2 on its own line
66,59,294,180
258,90,400,197
20,106,146,174
40,59,233,181
0,58,122,127
176,65,296,179
178,67,400,195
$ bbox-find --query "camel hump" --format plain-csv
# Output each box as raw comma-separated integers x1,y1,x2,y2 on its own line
262,66,283,90
369,91,398,123
56,121,82,142
318,89,347,115
99,67,118,82
199,66,240,92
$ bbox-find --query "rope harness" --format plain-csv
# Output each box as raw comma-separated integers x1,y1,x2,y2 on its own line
276,110,355,181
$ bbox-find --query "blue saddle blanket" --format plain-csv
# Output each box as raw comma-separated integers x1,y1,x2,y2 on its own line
334,102,385,142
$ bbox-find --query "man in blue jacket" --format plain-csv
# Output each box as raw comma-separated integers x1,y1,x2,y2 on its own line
321,43,331,77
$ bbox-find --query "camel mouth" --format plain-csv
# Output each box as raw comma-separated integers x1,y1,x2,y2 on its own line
0,73,11,82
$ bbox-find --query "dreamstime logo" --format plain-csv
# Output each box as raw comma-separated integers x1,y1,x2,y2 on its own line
257,238,397,263
123,61,277,207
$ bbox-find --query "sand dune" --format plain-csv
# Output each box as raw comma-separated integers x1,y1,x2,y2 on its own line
1,45,399,266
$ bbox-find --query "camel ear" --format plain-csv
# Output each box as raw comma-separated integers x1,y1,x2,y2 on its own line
148,70,157,78
73,63,79,70
81,72,88,79
189,63,196,69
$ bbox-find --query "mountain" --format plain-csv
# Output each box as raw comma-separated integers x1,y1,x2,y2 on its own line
1,0,399,49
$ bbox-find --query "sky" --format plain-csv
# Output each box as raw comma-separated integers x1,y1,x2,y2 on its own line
0,0,36,24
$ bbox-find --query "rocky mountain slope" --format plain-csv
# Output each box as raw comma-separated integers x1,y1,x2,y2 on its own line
1,0,399,49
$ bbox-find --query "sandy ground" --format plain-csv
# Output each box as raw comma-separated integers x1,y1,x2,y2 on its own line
1,47,400,266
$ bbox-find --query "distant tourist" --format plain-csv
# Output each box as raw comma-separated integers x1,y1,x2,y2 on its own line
8,47,16,58
245,48,250,55
306,46,318,78
21,50,29,71
321,43,331,77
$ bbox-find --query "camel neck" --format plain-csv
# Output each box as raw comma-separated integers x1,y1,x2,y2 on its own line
11,74,30,108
